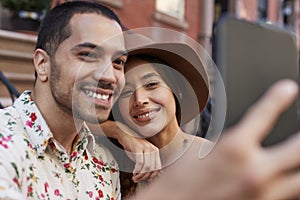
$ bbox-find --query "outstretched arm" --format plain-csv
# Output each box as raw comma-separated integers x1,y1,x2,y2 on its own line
130,79,300,200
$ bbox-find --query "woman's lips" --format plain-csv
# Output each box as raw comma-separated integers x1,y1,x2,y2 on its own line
133,108,160,123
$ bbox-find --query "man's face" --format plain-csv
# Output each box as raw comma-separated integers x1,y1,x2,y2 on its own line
50,13,127,123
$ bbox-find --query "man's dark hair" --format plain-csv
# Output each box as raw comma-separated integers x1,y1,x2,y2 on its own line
36,1,122,56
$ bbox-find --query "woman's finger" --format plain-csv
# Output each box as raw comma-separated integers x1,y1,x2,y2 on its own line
133,153,144,175
262,168,300,200
263,132,300,177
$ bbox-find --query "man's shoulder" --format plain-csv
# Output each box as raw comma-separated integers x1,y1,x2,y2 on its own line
0,116,28,156
1,91,34,121
0,105,29,144
0,105,22,127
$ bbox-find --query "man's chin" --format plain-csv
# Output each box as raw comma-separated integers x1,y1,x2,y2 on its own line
72,102,111,121
73,111,109,124
91,113,111,124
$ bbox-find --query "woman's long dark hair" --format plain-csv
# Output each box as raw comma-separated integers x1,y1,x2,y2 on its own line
110,54,185,198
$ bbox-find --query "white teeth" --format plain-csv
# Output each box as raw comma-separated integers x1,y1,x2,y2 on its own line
88,91,93,97
137,111,154,119
85,90,109,100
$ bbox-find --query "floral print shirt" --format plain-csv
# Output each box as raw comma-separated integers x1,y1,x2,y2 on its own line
0,91,120,200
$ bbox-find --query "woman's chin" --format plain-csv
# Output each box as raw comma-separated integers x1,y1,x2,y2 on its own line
134,125,163,139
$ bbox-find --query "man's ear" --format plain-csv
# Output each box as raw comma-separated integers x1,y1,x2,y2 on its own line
34,49,50,82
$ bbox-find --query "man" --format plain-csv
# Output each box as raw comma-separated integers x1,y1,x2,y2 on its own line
1,1,300,200
0,1,127,199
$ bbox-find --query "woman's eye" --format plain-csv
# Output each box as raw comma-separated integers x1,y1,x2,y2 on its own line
145,81,159,89
120,89,133,97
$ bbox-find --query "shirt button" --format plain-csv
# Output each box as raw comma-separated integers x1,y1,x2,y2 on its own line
67,174,73,181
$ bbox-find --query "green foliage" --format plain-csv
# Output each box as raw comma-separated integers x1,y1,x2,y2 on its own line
0,0,51,11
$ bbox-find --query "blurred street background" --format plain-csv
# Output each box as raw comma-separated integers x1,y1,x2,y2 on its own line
0,0,298,116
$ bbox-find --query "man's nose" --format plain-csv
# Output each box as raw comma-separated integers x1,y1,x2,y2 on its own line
93,60,117,84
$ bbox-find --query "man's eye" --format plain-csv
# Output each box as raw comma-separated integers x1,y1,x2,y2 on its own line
78,52,98,60
114,58,125,66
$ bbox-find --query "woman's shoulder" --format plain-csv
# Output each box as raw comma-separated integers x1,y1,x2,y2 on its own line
185,134,214,156
185,133,210,144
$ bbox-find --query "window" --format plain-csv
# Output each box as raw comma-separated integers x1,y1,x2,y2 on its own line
214,0,229,23
98,0,123,8
258,0,268,21
282,0,296,31
154,0,188,29
156,0,184,20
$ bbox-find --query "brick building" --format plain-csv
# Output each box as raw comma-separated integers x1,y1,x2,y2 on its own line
0,0,299,106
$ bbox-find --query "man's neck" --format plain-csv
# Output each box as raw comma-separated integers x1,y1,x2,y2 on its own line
51,119,83,155
31,89,84,155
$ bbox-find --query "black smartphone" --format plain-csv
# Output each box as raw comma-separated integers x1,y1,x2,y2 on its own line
214,16,299,146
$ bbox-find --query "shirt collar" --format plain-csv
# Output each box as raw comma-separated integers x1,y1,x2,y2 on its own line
14,91,96,156
78,122,96,155
13,91,52,156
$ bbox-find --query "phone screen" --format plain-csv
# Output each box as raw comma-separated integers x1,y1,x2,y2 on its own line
214,16,299,146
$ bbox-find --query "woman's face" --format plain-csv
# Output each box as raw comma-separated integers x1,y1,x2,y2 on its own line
116,58,177,138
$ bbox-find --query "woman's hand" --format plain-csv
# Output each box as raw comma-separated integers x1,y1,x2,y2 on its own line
115,121,162,182
90,120,162,183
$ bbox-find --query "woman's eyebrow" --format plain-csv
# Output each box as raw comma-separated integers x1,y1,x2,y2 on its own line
124,72,160,87
141,72,160,80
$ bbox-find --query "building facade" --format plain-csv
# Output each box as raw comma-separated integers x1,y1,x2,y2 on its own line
0,0,299,107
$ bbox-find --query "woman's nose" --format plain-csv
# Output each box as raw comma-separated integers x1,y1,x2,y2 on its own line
133,87,149,107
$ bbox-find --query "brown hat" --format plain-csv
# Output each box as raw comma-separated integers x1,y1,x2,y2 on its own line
124,33,209,125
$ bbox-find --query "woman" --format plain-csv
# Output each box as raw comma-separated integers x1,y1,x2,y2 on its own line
110,41,211,198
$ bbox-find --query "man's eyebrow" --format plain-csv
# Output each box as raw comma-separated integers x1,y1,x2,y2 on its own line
71,42,104,52
114,50,128,58
112,50,128,63
71,43,128,58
